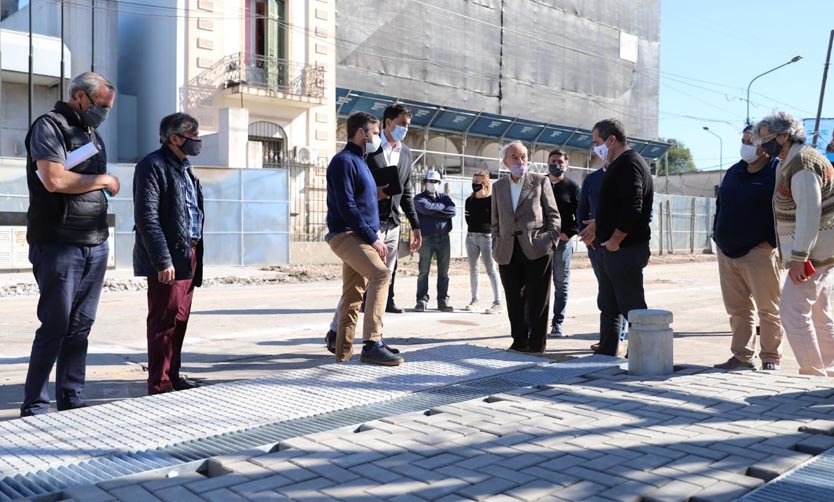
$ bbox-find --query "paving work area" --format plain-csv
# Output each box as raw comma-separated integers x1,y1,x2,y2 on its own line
0,257,832,500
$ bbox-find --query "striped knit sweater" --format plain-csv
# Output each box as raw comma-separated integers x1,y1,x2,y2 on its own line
773,143,834,267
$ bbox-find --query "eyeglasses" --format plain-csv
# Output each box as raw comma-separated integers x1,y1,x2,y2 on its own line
756,133,778,145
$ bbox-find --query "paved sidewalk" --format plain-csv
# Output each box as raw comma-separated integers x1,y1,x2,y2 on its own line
0,258,827,501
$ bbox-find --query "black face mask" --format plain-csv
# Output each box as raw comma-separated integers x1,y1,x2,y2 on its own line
548,164,565,177
177,135,202,156
472,183,483,192
760,138,782,158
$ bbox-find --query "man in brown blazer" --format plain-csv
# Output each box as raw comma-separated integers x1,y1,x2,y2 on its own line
492,141,561,353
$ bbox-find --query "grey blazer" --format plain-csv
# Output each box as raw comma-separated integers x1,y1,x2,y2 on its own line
491,172,561,265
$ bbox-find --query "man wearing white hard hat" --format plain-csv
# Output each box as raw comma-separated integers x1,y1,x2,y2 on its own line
414,170,456,312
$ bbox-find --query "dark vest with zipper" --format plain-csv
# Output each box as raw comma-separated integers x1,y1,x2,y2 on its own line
25,101,109,245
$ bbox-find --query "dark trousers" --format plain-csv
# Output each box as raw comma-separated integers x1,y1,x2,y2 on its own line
498,238,553,352
21,242,109,416
146,248,197,394
417,233,451,304
597,243,650,356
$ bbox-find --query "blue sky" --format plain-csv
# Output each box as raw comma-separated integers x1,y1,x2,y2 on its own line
659,0,833,171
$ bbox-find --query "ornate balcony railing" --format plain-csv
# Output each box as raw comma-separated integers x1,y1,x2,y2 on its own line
182,53,326,128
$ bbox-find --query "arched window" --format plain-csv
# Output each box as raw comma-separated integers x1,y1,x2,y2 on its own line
249,121,288,168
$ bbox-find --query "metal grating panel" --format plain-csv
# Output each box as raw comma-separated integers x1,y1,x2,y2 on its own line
739,448,834,502
0,348,620,500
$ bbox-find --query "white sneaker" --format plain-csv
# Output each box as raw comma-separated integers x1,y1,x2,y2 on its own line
462,300,479,311
484,302,502,314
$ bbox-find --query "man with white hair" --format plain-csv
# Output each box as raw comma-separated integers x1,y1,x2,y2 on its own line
757,111,834,376
491,141,561,353
414,170,456,312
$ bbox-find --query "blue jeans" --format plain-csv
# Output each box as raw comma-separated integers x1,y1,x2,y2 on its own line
22,241,109,416
551,238,573,327
417,233,451,305
465,232,501,304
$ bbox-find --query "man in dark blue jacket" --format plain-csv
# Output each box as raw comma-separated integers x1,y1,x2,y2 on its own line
133,113,205,394
712,125,783,371
326,112,402,366
414,170,457,312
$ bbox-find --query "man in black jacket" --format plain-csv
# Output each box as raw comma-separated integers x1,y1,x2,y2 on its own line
21,72,120,417
591,118,654,356
547,149,580,337
133,113,205,395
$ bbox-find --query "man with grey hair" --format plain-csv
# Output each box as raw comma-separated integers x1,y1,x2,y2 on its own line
491,141,561,353
21,71,119,416
757,111,834,376
134,112,205,394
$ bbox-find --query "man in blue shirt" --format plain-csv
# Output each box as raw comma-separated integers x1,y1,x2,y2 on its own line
712,125,782,371
326,112,402,366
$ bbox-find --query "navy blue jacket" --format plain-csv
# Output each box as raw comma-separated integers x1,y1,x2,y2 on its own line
326,142,379,244
414,191,456,237
712,158,778,258
133,146,204,286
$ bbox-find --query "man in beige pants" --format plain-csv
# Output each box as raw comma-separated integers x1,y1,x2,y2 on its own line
712,125,783,371
325,111,403,366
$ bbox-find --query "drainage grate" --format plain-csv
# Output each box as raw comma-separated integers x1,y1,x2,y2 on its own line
739,448,834,502
0,356,616,500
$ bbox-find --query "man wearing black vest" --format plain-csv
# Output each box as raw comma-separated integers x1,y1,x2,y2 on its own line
21,72,120,416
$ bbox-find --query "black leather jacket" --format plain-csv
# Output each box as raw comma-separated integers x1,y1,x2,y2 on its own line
132,146,204,286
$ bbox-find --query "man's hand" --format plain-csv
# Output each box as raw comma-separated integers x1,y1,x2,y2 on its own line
600,239,620,252
788,260,809,285
372,239,388,261
157,266,175,285
105,174,121,196
377,185,390,201
579,219,596,248
410,229,422,252
559,232,569,242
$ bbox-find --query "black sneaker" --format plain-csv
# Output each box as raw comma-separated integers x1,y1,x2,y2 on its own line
325,329,337,354
360,341,404,366
414,301,427,312
438,302,454,312
386,303,404,314
761,361,780,371
173,377,201,391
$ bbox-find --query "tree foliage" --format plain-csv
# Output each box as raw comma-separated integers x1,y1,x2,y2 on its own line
656,138,696,175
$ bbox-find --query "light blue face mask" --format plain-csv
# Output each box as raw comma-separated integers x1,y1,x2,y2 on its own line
391,125,408,142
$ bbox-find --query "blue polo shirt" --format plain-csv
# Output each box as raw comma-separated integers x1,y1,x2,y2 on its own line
326,142,379,244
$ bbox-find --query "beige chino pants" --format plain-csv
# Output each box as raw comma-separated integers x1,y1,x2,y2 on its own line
717,246,783,364
328,231,390,362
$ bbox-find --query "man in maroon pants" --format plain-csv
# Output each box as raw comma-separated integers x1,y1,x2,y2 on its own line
133,112,205,394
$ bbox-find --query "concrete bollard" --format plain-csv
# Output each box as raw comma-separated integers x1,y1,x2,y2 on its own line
627,309,674,376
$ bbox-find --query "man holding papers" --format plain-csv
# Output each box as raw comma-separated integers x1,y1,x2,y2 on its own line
21,72,119,416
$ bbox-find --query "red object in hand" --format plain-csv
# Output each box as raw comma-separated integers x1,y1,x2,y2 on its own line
805,261,816,277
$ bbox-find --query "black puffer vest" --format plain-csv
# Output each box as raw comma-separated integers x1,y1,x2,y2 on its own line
25,101,109,245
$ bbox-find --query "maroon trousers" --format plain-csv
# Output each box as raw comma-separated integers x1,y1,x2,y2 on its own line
146,249,197,394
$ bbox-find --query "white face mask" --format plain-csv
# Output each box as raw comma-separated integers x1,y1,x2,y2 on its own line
593,141,609,163
425,182,438,193
365,132,382,154
739,143,759,164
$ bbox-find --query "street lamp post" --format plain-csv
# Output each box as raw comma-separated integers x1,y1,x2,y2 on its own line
702,126,723,184
746,55,803,125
